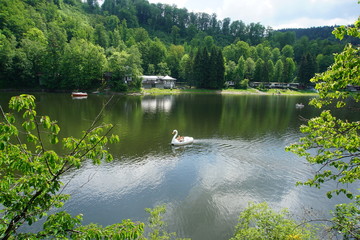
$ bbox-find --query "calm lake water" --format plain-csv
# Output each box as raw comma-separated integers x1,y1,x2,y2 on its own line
1,92,358,240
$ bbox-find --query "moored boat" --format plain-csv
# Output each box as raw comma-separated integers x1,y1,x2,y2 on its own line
71,92,88,97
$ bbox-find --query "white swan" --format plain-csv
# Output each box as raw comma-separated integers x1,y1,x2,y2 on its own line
171,130,194,146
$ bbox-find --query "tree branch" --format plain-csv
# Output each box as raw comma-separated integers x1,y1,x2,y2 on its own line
70,96,114,156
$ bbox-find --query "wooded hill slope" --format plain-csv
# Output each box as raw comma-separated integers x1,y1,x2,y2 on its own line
0,0,351,90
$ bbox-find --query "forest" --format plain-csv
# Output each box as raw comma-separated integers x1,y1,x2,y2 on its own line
0,0,353,91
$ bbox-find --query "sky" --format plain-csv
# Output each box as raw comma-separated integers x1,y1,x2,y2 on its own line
147,0,360,29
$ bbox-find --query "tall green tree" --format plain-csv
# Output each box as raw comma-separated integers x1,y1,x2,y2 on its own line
281,45,294,59
41,22,67,89
222,40,250,63
0,0,36,39
0,32,16,87
60,38,106,89
94,24,110,49
225,60,237,85
271,48,281,62
179,53,193,85
244,57,255,81
208,47,224,89
271,31,295,49
171,25,180,44
20,28,48,87
298,52,317,85
192,47,209,88
282,57,295,83
274,59,284,82
157,62,171,76
248,22,265,45
254,58,264,82
166,45,184,79
9,48,32,88
294,36,310,63
316,53,334,73
264,59,275,82
139,38,166,75
236,56,246,83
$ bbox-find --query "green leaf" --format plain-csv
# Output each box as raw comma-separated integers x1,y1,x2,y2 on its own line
0,141,6,150
41,116,51,129
50,124,60,134
327,192,333,199
50,135,59,144
346,193,353,199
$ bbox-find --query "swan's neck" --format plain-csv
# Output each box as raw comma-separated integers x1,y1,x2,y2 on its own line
172,130,178,141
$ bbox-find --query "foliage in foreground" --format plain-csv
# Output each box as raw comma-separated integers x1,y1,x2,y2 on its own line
0,94,192,240
286,17,360,239
230,202,318,240
0,94,131,239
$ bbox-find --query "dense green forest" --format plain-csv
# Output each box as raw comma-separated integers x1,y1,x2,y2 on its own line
0,0,351,91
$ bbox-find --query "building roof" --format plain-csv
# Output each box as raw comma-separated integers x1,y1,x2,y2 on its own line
141,75,176,81
162,75,176,80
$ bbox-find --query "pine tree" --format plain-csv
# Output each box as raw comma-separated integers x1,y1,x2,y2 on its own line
192,49,202,88
298,52,317,85
216,48,225,89
192,47,210,88
208,47,218,89
201,47,210,88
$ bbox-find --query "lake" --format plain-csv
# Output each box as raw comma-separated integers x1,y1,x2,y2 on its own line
0,92,358,240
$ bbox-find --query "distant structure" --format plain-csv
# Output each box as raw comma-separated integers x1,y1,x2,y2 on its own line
250,82,302,89
141,75,176,89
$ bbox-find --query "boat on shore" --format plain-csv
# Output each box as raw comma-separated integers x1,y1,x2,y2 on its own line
71,92,88,97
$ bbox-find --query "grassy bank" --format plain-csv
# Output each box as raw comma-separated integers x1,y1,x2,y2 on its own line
141,87,318,96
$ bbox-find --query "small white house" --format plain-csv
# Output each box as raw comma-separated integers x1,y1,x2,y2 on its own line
141,75,176,89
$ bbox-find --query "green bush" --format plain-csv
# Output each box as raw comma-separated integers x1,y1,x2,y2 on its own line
230,202,319,240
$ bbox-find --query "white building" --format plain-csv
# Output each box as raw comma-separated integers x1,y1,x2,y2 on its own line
141,75,176,89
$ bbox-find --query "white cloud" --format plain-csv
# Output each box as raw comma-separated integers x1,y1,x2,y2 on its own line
102,0,358,29
148,0,188,8
273,17,357,30
214,0,358,27
216,0,278,24
148,0,359,28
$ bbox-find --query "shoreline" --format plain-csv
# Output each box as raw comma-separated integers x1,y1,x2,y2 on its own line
0,87,319,96
141,87,318,96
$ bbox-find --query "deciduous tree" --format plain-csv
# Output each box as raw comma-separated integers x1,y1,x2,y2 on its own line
230,202,317,240
286,18,360,239
282,57,295,83
0,95,139,239
60,38,106,89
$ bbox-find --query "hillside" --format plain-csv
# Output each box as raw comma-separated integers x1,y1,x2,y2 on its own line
0,0,349,91
278,26,359,44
